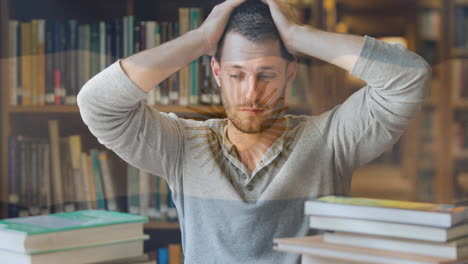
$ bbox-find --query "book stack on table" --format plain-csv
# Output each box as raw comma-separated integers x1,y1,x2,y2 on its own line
0,210,154,264
274,196,468,264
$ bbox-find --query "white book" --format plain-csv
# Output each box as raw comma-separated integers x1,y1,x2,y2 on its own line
0,237,147,264
324,232,468,259
309,215,468,242
274,235,467,264
305,196,468,228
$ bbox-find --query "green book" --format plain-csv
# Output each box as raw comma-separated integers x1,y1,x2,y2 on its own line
0,210,148,254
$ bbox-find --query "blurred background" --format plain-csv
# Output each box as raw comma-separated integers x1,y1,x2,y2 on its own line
0,0,467,259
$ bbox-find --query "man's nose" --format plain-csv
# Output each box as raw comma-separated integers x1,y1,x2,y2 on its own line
244,75,263,100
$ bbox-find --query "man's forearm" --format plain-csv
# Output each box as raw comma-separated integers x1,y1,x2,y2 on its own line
290,25,365,72
120,29,208,93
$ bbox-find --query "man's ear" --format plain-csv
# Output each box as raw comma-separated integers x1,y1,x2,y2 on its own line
286,59,297,88
211,57,221,87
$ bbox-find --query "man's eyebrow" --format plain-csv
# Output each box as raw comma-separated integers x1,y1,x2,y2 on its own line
226,65,278,71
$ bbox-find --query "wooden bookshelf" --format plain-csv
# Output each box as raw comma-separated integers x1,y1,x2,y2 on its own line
454,100,468,109
144,221,180,230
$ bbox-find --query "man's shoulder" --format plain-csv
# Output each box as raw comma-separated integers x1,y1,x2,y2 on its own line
171,114,226,136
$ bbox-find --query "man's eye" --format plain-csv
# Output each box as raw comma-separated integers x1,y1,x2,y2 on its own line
230,75,242,79
260,74,274,79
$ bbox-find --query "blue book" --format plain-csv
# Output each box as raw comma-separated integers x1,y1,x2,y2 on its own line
158,247,169,264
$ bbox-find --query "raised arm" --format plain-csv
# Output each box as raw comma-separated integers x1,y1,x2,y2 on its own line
263,0,431,174
77,0,247,183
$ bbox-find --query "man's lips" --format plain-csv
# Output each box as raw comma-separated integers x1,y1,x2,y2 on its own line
239,108,264,115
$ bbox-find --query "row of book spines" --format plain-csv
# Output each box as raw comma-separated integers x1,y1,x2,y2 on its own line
7,133,177,222
7,8,209,107
7,134,119,217
127,165,178,222
147,244,183,264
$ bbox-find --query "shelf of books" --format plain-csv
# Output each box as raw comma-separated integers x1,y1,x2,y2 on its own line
436,0,468,204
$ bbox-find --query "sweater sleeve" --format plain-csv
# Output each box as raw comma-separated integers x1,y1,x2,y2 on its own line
320,35,431,176
77,60,183,185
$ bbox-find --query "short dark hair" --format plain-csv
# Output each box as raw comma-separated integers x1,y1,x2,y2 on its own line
214,0,295,63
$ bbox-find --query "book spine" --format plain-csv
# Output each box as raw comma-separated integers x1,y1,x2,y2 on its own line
65,20,78,105
41,141,52,214
29,138,40,215
21,22,32,105
37,19,46,106
16,21,22,105
45,20,55,105
8,136,19,218
90,149,107,210
114,18,122,61
83,24,91,88
53,22,62,105
160,22,169,105
189,9,201,105
8,21,18,106
18,136,28,216
106,20,113,66
99,21,106,71
31,19,39,105
99,151,119,211
128,15,134,57
48,120,64,212
127,164,140,215
179,8,189,106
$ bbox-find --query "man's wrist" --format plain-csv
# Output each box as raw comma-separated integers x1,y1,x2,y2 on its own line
192,28,214,56
288,24,320,55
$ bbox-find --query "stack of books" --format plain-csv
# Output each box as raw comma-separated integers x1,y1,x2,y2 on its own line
0,210,154,264
274,196,468,264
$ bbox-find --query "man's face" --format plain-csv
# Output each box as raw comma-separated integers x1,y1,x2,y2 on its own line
212,32,297,134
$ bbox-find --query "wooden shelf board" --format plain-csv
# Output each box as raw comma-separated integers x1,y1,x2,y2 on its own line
453,100,468,109
423,98,437,106
144,221,180,230
455,0,468,5
419,0,442,8
451,48,468,57
8,105,226,115
453,151,468,160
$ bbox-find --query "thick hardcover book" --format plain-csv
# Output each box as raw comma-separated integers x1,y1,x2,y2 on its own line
324,232,468,259
274,235,468,264
0,237,148,264
0,210,147,254
305,195,468,228
309,215,468,242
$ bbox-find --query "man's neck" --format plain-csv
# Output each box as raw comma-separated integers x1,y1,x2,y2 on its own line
227,118,286,172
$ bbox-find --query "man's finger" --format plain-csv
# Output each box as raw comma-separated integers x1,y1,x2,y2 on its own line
223,0,248,8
